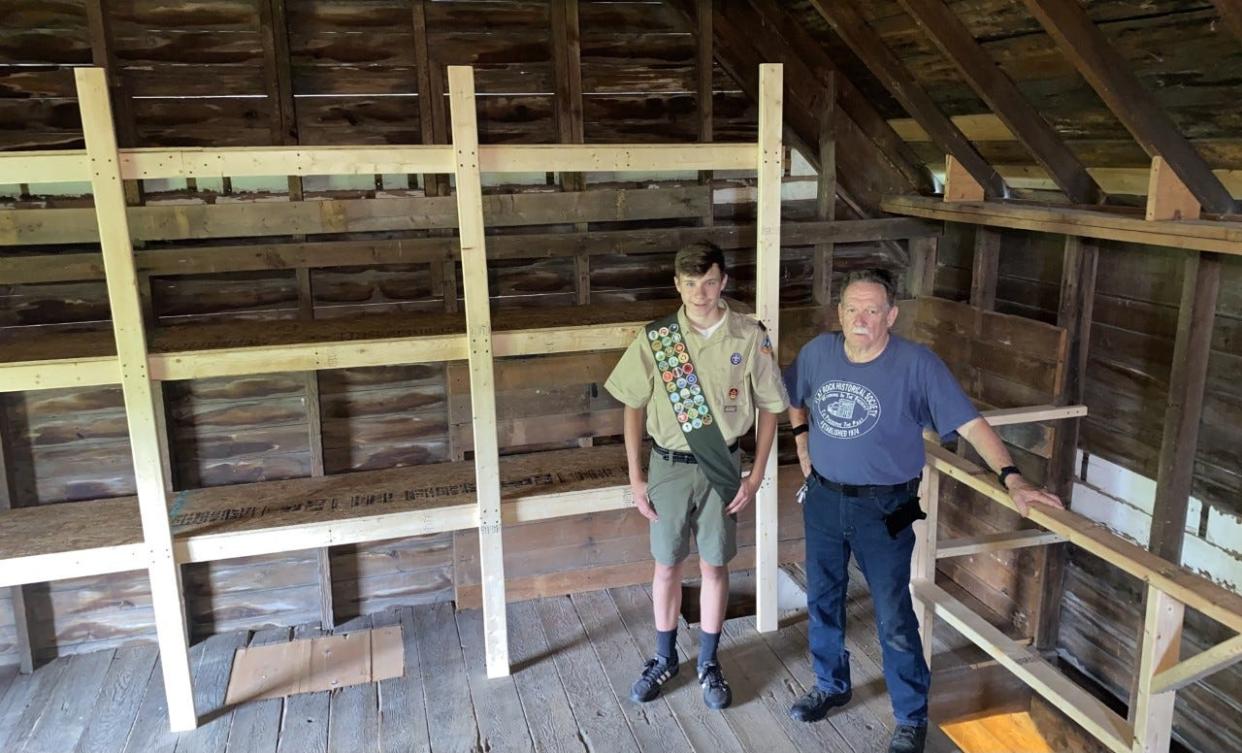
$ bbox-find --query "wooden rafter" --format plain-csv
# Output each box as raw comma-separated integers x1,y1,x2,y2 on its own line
896,0,1103,205
1022,0,1237,214
745,0,931,193
807,0,1007,199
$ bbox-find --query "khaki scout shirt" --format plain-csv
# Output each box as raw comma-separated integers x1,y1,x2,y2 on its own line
604,302,789,451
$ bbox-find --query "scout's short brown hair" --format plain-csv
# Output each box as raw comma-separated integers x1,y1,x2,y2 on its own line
841,267,897,307
674,241,727,278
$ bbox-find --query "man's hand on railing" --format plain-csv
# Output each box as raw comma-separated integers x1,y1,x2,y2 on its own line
1005,475,1064,517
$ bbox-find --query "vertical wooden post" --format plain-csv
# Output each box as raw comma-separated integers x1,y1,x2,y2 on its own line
1035,235,1097,651
447,66,510,677
1132,587,1183,753
912,460,940,666
84,0,141,206
295,268,334,629
696,0,714,193
907,236,939,299
76,67,197,730
0,404,34,674
1149,252,1221,563
753,63,783,633
970,227,1001,310
812,73,837,306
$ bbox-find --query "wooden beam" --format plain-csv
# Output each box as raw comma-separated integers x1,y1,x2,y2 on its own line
944,154,985,202
907,237,938,298
813,72,837,306
0,218,941,285
1146,156,1202,222
551,0,585,189
83,0,140,205
258,0,296,146
1131,586,1183,752
913,463,940,665
746,0,931,193
1021,0,1237,214
1035,235,1097,652
808,0,1006,198
0,185,716,246
980,404,1087,426
753,63,783,633
447,65,510,678
1151,632,1242,695
411,0,444,196
924,441,1242,634
969,228,1000,310
1149,252,1221,563
937,530,1066,559
696,0,713,187
897,0,1103,205
913,580,1132,753
881,195,1242,255
0,404,35,674
294,268,334,631
75,67,198,731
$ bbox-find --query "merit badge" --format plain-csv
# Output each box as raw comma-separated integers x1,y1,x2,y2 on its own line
671,332,682,343
674,343,685,353
650,340,661,350
686,374,698,385
666,383,677,394
662,336,672,347
677,352,689,364
697,405,709,416
659,327,670,337
703,415,713,426
728,387,739,400
680,387,691,398
682,364,694,375
648,330,659,341
692,418,703,429
677,412,689,423
682,423,693,433
689,384,702,395
662,371,675,382
730,352,742,365
676,378,687,389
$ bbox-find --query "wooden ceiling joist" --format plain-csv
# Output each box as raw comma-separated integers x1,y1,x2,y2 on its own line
896,0,1104,205
1022,0,1238,215
807,0,1007,199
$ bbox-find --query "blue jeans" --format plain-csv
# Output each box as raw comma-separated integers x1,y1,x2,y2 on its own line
802,473,930,726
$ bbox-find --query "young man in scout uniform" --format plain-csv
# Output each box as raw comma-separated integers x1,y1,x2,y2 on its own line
604,241,788,710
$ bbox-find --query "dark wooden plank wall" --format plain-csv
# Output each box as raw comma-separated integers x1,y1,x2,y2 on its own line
933,224,1242,753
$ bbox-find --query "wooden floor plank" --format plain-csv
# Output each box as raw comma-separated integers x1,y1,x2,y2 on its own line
570,589,694,753
327,616,379,753
508,599,583,753
0,670,40,744
607,585,746,753
225,628,291,753
0,665,18,707
535,595,643,752
373,608,431,753
124,649,198,753
455,607,532,753
412,602,477,753
275,624,329,753
3,655,71,752
718,616,863,753
76,644,159,753
177,631,252,753
20,649,115,753
758,613,892,753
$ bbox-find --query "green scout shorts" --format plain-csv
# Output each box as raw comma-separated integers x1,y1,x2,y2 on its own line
646,446,741,567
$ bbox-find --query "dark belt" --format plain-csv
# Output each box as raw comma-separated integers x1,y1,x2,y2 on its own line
654,441,739,464
810,468,921,497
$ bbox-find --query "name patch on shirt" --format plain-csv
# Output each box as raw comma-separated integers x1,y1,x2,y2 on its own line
812,380,881,439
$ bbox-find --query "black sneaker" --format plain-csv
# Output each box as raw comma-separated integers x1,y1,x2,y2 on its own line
697,661,732,710
630,655,679,703
888,724,927,753
788,687,852,722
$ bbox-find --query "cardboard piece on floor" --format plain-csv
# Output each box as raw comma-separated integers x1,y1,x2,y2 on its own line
224,625,404,705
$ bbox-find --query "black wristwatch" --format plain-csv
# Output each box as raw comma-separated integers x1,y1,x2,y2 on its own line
998,465,1022,489
791,424,809,437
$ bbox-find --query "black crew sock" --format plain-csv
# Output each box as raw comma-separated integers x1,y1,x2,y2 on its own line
698,630,721,669
656,628,678,663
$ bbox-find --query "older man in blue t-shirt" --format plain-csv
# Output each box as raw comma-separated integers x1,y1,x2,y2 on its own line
783,268,1063,753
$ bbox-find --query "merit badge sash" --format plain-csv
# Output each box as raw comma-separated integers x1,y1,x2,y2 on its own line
647,312,740,502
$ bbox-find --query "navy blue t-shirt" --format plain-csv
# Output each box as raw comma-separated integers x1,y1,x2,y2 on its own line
783,333,980,485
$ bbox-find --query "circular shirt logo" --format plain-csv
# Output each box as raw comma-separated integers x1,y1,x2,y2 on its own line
812,380,881,439
730,352,742,365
